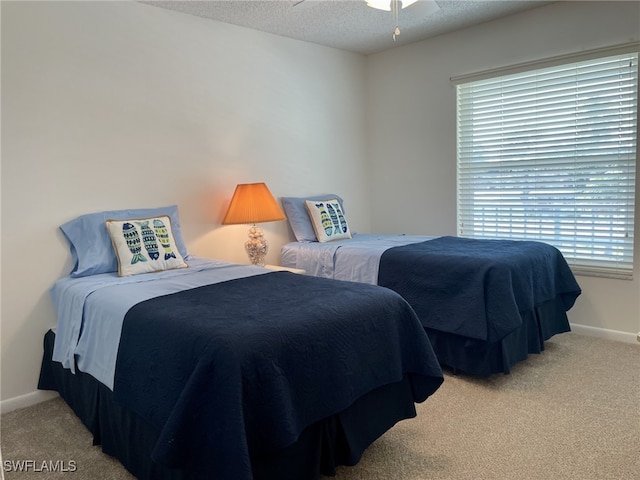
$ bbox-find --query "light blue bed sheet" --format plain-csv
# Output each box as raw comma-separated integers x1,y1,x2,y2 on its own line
51,257,269,390
281,233,436,284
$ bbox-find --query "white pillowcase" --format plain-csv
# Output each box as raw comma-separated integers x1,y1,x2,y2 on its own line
106,216,187,276
305,199,352,242
281,194,345,242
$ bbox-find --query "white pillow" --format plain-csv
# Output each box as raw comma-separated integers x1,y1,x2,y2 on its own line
281,194,345,242
106,216,188,276
305,199,352,242
60,205,189,278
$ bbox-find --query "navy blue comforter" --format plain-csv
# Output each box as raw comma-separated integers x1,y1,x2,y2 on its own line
378,236,581,343
113,271,443,480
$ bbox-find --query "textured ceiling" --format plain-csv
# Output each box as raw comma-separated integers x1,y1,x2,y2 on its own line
141,0,554,55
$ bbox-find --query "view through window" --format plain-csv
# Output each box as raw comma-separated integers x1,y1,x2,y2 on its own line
456,50,638,278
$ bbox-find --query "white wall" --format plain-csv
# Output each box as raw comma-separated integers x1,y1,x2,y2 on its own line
1,1,368,404
365,1,640,339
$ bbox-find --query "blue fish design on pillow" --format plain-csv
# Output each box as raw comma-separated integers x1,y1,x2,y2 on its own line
326,203,340,235
315,203,333,236
122,223,147,265
135,220,160,260
333,203,348,233
153,218,177,260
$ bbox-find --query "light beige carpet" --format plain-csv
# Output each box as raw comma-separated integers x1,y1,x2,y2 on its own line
2,333,639,479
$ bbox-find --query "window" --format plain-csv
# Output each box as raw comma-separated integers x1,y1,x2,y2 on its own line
456,49,638,279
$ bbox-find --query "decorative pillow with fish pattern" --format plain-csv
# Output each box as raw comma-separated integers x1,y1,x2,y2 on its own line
106,216,188,276
305,199,352,243
281,194,346,242
61,205,190,278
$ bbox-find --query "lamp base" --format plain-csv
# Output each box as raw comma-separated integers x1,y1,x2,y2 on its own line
245,225,268,266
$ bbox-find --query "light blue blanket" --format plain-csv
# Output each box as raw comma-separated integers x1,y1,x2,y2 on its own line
280,233,436,283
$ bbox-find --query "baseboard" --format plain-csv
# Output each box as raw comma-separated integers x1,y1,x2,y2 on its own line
570,323,639,344
0,390,58,415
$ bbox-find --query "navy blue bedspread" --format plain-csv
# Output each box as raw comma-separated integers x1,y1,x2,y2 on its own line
113,272,443,480
378,236,581,344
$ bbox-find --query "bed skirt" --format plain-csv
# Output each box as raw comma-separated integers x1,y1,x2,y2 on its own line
38,329,419,480
425,297,570,376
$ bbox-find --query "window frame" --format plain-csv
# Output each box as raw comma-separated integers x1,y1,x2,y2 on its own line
453,44,639,279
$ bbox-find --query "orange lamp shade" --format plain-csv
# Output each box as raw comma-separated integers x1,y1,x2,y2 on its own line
222,183,286,225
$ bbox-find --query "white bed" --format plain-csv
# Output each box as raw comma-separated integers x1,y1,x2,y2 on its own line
279,195,582,377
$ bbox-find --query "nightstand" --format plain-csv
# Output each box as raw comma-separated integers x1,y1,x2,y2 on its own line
264,264,306,275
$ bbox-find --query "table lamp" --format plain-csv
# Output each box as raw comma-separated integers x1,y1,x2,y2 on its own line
222,182,286,266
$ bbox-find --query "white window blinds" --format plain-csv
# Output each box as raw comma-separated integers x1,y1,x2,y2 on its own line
456,51,638,278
